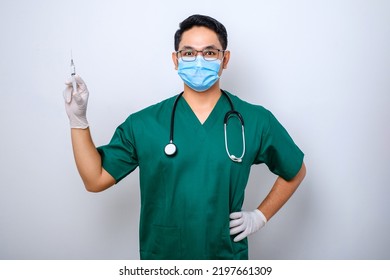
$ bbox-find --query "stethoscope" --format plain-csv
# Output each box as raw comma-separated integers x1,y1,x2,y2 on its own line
164,90,246,163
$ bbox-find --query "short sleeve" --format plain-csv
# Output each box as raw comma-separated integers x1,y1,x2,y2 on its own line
97,115,139,183
254,110,304,180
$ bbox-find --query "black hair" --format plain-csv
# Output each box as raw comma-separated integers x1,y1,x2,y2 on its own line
174,14,228,51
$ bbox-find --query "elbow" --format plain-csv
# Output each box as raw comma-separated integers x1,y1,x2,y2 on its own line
301,162,307,177
296,162,307,184
81,170,116,193
85,185,103,193
84,183,102,193
83,180,110,193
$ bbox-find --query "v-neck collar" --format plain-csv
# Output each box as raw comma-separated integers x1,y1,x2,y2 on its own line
178,93,229,131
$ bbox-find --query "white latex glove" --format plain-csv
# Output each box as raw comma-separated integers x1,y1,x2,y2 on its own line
229,209,267,242
63,74,89,129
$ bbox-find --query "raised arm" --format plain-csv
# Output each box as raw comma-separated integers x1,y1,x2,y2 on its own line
64,75,115,192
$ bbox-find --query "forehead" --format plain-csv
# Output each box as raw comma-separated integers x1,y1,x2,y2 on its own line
179,26,222,49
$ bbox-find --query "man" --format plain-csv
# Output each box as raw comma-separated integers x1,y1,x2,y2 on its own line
64,14,306,260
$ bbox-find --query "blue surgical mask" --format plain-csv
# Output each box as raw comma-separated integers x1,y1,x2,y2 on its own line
177,56,221,92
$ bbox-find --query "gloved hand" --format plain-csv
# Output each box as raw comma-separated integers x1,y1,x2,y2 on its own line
229,209,267,242
63,74,89,129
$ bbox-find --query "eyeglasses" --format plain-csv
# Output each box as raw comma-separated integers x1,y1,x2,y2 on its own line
176,48,225,62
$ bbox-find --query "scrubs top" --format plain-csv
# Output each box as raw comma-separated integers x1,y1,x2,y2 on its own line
97,91,304,260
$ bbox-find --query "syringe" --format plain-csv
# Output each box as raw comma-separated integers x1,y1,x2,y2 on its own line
70,51,77,95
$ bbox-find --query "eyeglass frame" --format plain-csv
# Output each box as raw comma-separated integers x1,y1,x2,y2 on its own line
176,47,226,62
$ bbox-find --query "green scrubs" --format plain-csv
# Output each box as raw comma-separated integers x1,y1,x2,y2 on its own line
97,91,304,260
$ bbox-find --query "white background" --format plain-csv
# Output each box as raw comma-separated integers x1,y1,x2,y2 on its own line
0,0,389,259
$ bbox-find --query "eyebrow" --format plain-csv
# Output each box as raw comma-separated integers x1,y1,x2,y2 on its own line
180,44,220,50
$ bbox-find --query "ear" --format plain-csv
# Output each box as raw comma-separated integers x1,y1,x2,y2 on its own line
172,52,179,70
222,50,230,69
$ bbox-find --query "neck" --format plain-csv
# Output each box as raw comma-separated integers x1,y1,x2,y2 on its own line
182,82,222,124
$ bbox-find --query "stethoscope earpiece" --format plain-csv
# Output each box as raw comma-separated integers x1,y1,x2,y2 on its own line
229,155,242,163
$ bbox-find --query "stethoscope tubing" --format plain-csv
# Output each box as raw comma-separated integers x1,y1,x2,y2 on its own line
165,90,245,162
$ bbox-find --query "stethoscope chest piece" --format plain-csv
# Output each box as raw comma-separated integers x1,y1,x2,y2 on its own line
164,142,177,156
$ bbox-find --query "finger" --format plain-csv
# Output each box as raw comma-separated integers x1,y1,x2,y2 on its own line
229,218,243,228
233,231,248,242
229,223,245,235
229,212,242,219
73,74,84,83
73,74,87,91
63,87,72,103
64,78,73,86
73,91,83,104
